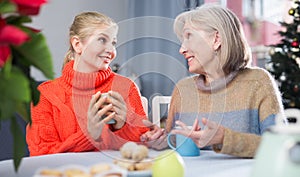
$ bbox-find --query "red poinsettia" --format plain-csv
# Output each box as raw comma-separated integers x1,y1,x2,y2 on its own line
0,18,30,67
0,0,53,172
11,0,47,15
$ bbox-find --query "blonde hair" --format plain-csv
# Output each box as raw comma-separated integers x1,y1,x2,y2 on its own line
174,4,251,75
63,12,118,68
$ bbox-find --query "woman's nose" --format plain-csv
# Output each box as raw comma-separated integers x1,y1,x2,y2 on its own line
105,46,116,59
179,45,187,56
105,43,115,52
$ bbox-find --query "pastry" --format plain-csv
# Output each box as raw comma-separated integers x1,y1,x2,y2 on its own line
113,160,135,171
39,169,63,177
64,168,87,177
90,164,111,175
120,142,149,162
120,142,138,159
134,160,152,171
103,172,122,177
116,142,152,171
132,145,148,162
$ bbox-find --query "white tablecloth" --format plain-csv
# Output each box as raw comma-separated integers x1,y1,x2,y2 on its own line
0,150,254,177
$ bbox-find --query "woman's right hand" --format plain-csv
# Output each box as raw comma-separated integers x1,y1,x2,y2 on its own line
87,91,116,140
140,120,168,150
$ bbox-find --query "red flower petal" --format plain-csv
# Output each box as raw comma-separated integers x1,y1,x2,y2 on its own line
0,25,30,46
11,0,47,7
11,0,47,15
17,5,40,15
0,18,6,28
0,46,11,68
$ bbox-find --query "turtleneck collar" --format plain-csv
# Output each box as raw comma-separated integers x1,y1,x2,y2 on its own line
196,70,239,92
61,60,113,91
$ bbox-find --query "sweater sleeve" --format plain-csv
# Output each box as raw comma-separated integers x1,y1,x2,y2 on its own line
257,71,283,132
212,128,261,157
26,94,95,156
213,71,283,158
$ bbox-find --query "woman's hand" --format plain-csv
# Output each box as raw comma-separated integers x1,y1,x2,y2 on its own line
106,91,127,130
172,118,225,147
87,91,116,140
140,120,168,150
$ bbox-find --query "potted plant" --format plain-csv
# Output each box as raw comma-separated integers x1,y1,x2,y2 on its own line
0,0,54,171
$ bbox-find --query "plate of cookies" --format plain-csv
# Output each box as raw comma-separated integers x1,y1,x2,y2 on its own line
34,163,126,177
113,142,153,177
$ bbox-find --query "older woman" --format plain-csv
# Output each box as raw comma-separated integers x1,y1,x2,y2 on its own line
142,4,283,157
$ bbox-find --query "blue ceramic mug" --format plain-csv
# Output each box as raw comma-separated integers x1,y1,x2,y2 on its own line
167,132,200,157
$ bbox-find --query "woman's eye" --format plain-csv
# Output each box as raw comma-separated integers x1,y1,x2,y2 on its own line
112,41,117,46
186,33,191,39
99,37,107,44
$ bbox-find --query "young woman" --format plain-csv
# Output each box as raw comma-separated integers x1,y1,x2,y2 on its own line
26,12,149,156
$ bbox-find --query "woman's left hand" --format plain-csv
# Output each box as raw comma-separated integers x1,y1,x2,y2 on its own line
106,91,127,130
171,118,225,147
140,120,168,150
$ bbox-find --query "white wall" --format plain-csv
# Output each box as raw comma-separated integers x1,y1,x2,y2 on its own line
31,0,129,81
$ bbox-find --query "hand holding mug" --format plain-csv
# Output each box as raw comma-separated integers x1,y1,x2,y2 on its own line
105,91,127,130
167,123,200,157
87,91,116,140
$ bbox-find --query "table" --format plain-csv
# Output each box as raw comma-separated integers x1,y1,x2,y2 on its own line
0,150,254,177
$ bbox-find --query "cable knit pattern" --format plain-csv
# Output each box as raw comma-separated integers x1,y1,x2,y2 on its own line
26,60,149,156
166,67,283,157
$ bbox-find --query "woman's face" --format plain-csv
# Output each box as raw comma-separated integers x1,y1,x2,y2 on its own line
179,23,216,75
74,25,118,73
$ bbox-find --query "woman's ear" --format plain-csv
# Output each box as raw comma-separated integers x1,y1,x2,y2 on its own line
213,31,221,50
70,36,82,54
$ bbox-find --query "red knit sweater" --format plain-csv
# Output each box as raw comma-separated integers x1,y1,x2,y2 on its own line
26,61,149,156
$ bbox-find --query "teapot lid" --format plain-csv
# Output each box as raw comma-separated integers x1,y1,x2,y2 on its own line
274,108,300,134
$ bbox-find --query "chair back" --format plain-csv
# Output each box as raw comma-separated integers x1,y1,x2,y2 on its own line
141,96,148,117
151,96,171,127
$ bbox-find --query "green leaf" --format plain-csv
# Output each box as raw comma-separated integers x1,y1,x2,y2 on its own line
0,1,16,14
2,56,12,78
11,116,26,172
13,33,54,79
15,103,30,123
0,67,31,121
30,78,41,106
6,15,32,26
0,67,31,102
0,99,15,121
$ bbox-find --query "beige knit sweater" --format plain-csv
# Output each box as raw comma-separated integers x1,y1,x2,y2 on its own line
166,67,283,157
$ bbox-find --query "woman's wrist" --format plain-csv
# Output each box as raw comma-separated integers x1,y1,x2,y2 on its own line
111,121,125,131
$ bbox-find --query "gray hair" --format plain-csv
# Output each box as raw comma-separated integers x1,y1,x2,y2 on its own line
174,4,251,75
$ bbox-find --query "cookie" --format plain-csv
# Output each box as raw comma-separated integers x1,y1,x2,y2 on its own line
120,142,138,159
64,168,86,177
90,164,111,175
39,169,63,177
113,160,135,171
103,172,122,177
132,145,148,162
135,161,152,171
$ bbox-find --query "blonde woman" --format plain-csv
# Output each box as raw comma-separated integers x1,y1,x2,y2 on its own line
142,4,284,157
26,12,149,156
